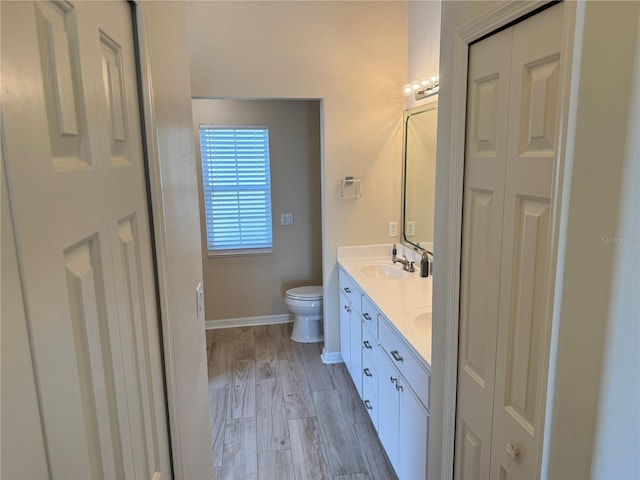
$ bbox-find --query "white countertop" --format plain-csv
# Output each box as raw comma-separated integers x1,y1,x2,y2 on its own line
337,244,432,368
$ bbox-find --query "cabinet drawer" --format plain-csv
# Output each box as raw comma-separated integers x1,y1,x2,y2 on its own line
379,318,430,410
362,346,378,399
361,295,378,338
362,381,378,430
361,323,376,357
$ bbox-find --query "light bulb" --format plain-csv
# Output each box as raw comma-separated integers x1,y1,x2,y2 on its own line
430,74,439,84
411,80,421,91
402,84,413,96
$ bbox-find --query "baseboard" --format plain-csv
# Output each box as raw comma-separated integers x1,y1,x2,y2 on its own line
321,348,344,365
205,314,293,330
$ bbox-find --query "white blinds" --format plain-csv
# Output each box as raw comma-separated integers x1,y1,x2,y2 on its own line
199,126,273,253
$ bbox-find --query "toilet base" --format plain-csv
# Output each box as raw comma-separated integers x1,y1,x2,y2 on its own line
290,315,323,343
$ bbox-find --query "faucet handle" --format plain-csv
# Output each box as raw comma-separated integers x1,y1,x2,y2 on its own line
409,261,416,273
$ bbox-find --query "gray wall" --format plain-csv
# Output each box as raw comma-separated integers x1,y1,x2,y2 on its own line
192,99,322,321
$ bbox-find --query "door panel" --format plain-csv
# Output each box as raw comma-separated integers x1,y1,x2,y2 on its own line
455,27,512,480
1,1,170,478
490,5,563,478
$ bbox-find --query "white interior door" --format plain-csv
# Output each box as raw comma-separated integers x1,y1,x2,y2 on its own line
2,1,170,478
454,27,512,480
455,3,563,479
490,5,563,478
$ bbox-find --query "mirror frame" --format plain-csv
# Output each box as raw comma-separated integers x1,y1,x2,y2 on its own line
401,101,438,252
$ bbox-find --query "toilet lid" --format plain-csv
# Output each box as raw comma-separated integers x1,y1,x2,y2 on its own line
286,286,323,301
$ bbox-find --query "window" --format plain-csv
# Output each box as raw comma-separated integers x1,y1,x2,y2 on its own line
199,126,273,255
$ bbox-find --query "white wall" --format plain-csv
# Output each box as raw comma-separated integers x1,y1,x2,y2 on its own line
186,1,408,355
434,2,640,479
407,1,442,109
545,2,640,477
192,99,322,321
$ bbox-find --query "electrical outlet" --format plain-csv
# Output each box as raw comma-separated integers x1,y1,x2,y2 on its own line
406,221,416,237
388,222,398,237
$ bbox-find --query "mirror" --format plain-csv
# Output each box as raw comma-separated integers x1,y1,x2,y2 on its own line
402,101,438,253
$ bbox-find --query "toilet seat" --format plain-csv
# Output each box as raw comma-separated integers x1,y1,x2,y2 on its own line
285,286,323,301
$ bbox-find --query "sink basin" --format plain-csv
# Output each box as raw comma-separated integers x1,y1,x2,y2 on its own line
358,263,405,279
408,307,432,336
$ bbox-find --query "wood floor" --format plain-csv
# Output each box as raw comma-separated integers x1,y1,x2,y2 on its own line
206,323,397,480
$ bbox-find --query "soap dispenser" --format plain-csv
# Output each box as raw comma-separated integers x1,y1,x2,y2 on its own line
420,251,430,278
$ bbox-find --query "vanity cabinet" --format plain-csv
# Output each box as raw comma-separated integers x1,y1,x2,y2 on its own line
338,264,431,480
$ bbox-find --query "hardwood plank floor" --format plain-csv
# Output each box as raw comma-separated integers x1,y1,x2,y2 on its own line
206,324,397,480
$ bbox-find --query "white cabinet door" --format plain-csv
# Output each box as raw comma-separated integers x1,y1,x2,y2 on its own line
340,290,352,372
350,311,363,397
378,351,400,472
398,377,429,480
1,1,170,478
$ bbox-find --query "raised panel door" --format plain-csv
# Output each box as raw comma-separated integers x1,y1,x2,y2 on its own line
455,26,512,480
490,4,563,479
1,1,170,477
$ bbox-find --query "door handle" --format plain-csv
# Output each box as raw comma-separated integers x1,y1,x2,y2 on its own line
364,400,373,410
363,341,372,349
344,305,351,312
343,287,351,293
363,313,372,321
390,376,397,384
363,368,372,377
505,443,520,459
391,350,403,362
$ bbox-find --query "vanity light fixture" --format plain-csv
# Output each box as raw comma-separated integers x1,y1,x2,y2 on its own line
402,75,439,100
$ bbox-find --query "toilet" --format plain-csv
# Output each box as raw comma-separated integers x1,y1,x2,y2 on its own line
284,286,323,343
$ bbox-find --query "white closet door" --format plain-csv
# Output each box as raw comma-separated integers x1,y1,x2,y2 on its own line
1,1,170,478
490,4,563,479
455,27,512,480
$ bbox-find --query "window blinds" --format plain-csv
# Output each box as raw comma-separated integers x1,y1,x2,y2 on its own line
199,126,273,253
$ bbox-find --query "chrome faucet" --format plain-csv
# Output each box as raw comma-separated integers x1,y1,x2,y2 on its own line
393,254,415,272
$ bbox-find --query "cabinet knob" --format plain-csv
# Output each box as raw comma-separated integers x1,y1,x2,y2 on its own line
363,340,372,349
391,350,403,362
363,313,372,321
364,400,373,410
344,287,351,293
390,376,397,384
505,443,520,459
363,368,372,377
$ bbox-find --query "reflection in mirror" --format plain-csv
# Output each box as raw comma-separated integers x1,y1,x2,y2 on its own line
402,101,438,253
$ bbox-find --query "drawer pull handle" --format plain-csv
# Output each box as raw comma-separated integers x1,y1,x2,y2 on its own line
391,350,403,362
363,313,372,321
344,287,351,293
344,305,351,312
364,400,373,410
396,384,403,392
390,376,397,384
364,368,372,377
363,341,372,349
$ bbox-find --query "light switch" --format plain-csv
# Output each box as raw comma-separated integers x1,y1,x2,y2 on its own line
406,221,416,237
281,213,294,226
